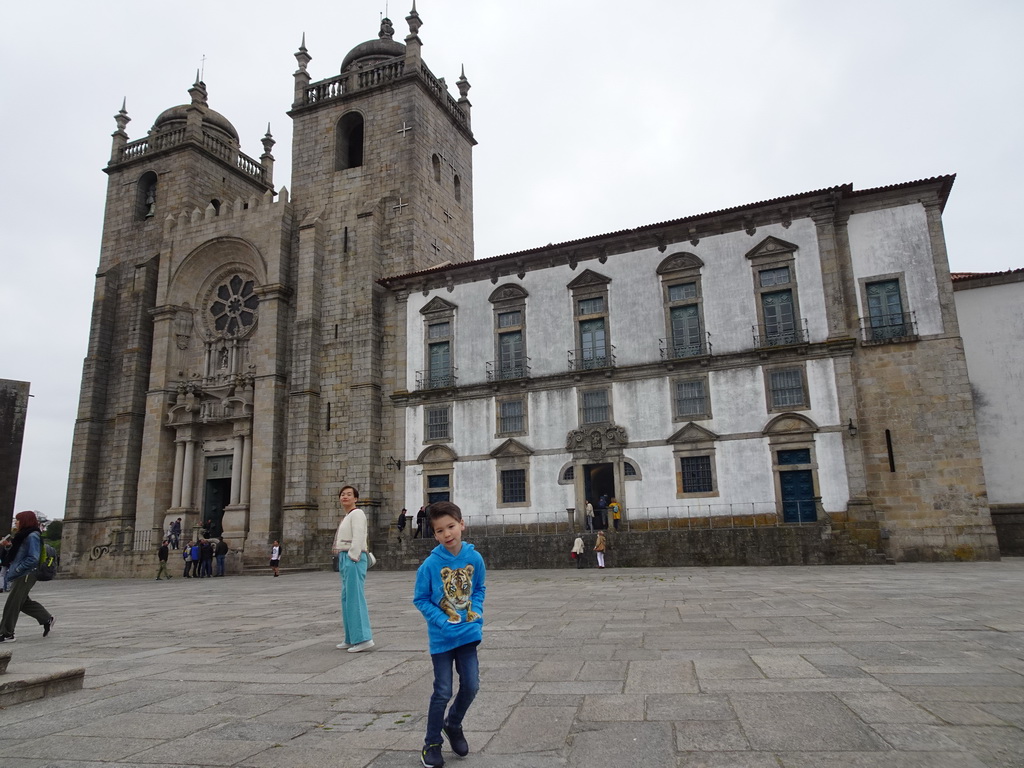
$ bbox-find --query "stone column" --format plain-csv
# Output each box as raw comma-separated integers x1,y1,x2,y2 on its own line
181,440,196,508
230,435,243,506
240,433,253,505
171,440,185,508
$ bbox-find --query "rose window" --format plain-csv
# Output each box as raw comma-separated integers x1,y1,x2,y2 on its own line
210,275,258,335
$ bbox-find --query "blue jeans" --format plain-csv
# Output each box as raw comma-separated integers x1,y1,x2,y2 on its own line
216,554,226,576
339,554,372,645
426,642,480,745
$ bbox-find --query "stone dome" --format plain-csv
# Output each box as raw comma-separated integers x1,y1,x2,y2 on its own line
151,81,239,142
340,17,405,74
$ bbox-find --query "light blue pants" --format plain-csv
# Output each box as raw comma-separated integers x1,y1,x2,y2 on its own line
339,553,372,645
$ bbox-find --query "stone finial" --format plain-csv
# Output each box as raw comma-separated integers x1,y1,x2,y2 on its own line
457,65,471,99
188,74,209,107
260,124,276,187
261,124,276,156
379,16,395,40
110,98,131,164
294,33,312,72
407,1,422,36
113,98,131,135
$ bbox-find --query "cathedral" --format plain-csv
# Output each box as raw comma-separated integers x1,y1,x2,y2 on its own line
62,8,1000,576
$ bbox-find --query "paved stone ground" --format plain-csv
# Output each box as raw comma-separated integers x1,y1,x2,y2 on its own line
0,560,1022,767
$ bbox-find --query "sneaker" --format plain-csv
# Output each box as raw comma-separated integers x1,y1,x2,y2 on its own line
347,639,375,653
43,617,55,638
443,722,469,757
335,642,352,649
0,634,14,642
421,743,444,768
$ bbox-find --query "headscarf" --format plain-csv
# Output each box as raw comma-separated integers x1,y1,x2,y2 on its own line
8,510,42,563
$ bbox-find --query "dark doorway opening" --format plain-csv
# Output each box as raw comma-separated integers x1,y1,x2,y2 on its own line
203,478,230,538
584,462,615,529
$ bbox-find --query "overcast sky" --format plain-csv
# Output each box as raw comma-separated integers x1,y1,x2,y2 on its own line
2,0,1022,520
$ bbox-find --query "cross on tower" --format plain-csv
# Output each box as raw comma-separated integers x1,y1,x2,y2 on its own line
393,197,409,213
431,240,441,255
397,122,413,137
442,208,454,224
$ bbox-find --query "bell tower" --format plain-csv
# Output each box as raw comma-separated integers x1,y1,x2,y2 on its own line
64,76,281,573
281,6,477,548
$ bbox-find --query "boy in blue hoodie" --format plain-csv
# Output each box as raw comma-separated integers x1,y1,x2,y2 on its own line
413,501,486,768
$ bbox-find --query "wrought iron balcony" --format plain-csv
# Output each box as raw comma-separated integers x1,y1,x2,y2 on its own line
567,346,616,371
660,333,712,360
753,320,808,349
486,359,531,382
859,312,917,344
416,366,458,390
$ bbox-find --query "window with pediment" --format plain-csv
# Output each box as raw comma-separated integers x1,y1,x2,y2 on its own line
657,252,708,359
567,270,613,370
747,236,805,348
488,285,529,381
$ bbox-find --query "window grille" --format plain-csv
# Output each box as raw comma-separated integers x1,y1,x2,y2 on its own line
681,456,713,493
582,390,609,424
769,369,805,408
426,407,450,440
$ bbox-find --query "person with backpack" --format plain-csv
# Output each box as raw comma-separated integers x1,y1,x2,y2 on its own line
0,511,55,642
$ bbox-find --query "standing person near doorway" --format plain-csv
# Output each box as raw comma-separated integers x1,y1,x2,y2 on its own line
594,531,607,568
597,494,609,530
397,508,408,539
270,541,282,577
215,538,228,576
584,500,595,531
333,485,374,653
0,511,55,642
414,506,426,539
571,535,585,568
170,518,182,549
609,498,621,531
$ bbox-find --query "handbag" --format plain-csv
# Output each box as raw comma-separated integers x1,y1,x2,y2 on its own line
367,552,377,568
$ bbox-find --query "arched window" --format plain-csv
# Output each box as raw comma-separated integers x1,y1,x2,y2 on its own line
335,112,364,171
137,171,158,220
453,173,462,202
432,154,442,183
210,199,221,216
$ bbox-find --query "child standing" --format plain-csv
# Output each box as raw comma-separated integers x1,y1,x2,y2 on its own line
413,502,486,768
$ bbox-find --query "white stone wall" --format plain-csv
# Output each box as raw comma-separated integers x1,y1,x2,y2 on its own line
847,204,944,336
400,216,852,520
954,278,1024,505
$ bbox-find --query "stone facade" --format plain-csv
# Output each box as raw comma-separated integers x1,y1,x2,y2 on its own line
63,10,999,576
383,179,999,564
0,379,30,529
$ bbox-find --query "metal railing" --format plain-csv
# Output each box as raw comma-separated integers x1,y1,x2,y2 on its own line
486,359,531,382
660,333,712,360
859,312,917,344
753,320,808,349
416,366,458,390
385,502,822,539
568,346,616,371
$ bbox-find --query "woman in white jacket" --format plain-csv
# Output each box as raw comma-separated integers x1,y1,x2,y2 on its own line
332,485,375,653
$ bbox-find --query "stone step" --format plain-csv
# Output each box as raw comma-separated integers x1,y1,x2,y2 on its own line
0,652,85,706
